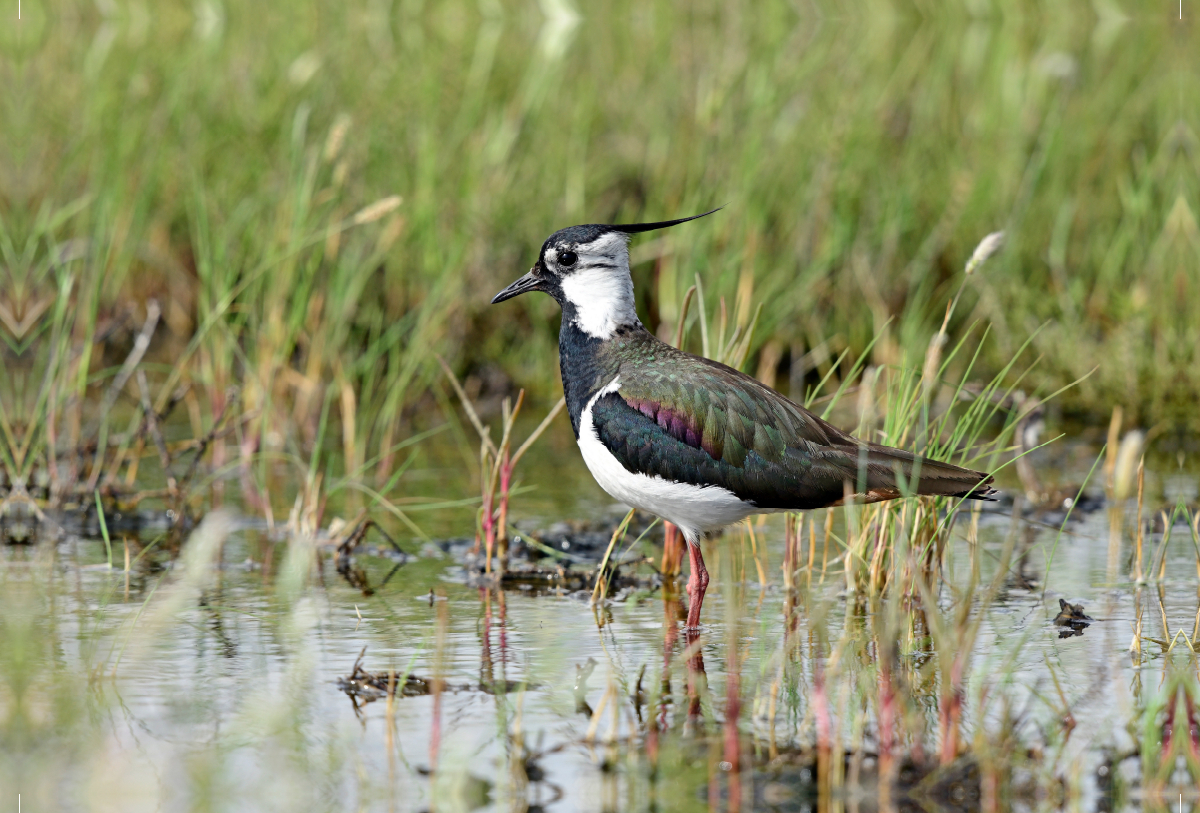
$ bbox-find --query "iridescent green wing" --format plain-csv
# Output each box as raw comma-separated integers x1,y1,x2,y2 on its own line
593,348,864,508
593,343,993,508
612,348,843,466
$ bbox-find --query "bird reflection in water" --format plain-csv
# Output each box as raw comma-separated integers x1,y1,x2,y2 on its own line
1054,598,1093,638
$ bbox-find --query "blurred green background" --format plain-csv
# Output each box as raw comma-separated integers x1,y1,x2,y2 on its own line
3,1,1197,465
3,5,1199,811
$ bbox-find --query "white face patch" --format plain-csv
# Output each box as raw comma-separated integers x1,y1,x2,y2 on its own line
557,232,639,339
560,269,638,338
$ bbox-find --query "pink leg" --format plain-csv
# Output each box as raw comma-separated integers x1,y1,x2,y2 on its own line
685,539,710,630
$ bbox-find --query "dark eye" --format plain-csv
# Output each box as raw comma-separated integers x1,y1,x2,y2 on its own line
558,250,578,267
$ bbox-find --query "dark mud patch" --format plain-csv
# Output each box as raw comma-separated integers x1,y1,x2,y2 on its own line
751,748,1049,813
337,646,532,705
428,512,666,598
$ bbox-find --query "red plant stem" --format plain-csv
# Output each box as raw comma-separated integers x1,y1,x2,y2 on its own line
910,739,927,768
481,489,495,573
660,599,677,733
724,651,742,811
782,592,799,650
1186,686,1200,757
813,666,832,800
982,767,1000,813
938,699,959,764
1162,687,1176,762
662,522,681,578
783,528,793,585
814,669,832,754
878,663,896,762
211,429,226,503
645,715,659,767
497,590,508,665
497,455,511,562
480,587,493,684
940,659,963,764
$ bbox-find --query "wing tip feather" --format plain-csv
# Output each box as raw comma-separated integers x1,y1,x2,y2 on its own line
949,475,998,502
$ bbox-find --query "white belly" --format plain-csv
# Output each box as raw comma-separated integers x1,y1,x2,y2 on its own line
577,377,759,540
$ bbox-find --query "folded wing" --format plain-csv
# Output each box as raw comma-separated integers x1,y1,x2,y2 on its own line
593,352,994,510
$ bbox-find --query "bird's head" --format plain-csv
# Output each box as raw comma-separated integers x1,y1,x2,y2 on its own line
491,209,720,339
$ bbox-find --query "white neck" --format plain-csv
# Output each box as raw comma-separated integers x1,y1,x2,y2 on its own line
558,233,640,339
561,269,639,338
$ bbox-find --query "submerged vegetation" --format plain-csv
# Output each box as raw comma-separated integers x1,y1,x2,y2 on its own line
2,1,1198,811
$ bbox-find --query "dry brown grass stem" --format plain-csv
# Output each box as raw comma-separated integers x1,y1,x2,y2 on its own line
820,508,833,582
1104,406,1123,495
85,301,161,492
351,195,403,225
782,513,802,590
135,369,177,496
437,355,565,572
672,285,697,350
584,681,614,743
691,273,761,369
1131,589,1143,657
1135,457,1145,583
661,522,683,578
436,355,493,455
1193,510,1200,582
592,508,635,605
917,229,1003,399
745,521,767,588
1156,511,1171,582
807,519,817,587
177,388,241,499
510,397,567,470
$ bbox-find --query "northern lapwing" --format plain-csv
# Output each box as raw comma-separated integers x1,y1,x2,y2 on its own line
492,211,996,629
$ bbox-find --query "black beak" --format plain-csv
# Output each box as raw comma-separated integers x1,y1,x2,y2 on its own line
491,264,543,304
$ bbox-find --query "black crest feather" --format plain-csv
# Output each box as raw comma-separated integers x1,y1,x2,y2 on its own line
609,207,723,235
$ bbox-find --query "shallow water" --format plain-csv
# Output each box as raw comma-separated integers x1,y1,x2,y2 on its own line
5,431,1200,812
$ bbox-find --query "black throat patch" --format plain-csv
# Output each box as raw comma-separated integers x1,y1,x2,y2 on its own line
558,307,618,438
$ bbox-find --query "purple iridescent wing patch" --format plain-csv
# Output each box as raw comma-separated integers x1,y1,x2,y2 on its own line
624,396,708,456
